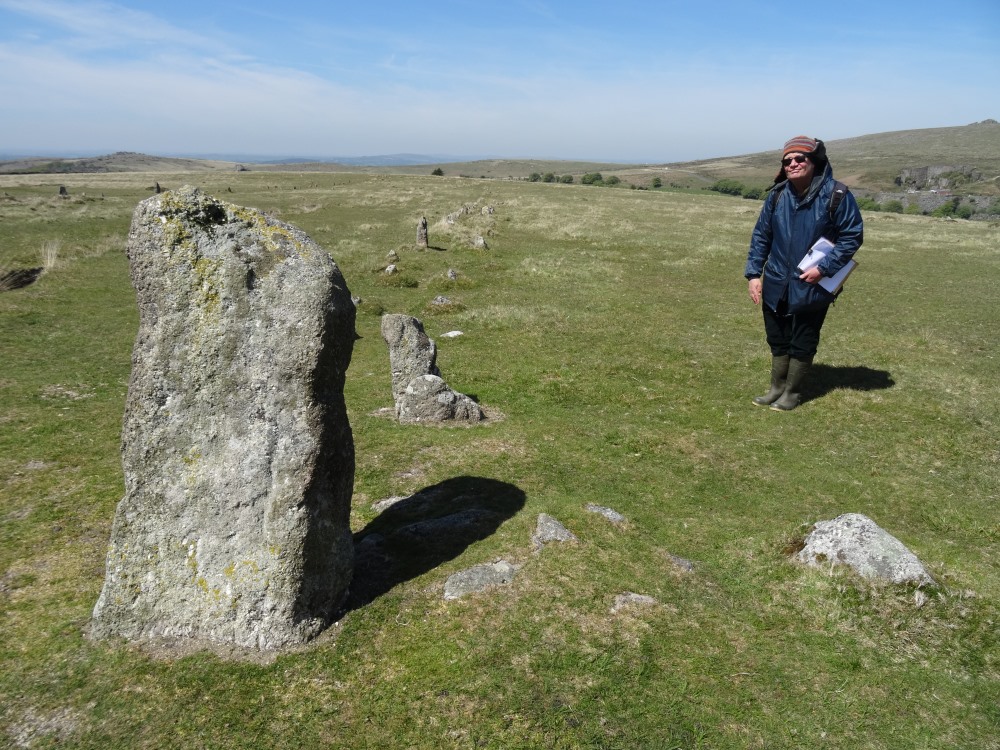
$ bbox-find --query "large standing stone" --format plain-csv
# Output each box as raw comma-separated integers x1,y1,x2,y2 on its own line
380,314,483,424
796,513,933,586
90,186,356,651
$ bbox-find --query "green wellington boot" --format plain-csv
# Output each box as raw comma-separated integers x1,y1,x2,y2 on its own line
770,357,812,411
752,354,790,406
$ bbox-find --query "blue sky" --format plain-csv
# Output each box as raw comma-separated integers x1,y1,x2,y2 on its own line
1,0,997,162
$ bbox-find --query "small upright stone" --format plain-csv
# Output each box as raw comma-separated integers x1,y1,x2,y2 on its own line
380,314,483,424
380,314,441,401
416,216,429,248
90,186,356,652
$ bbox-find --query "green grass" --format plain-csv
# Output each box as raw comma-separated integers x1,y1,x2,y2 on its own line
1,171,997,749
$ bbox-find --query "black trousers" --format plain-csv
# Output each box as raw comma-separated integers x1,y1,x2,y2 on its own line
762,303,829,359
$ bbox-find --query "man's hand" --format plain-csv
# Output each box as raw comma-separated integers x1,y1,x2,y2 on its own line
748,278,762,305
799,267,823,284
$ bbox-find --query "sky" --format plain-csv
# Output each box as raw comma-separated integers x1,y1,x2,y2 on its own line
1,0,998,163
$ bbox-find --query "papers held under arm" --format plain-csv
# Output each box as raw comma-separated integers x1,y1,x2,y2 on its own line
797,236,835,273
798,236,858,295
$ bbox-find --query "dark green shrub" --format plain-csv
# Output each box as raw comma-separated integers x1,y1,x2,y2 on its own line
856,196,879,211
431,168,444,176
651,177,662,189
708,179,745,196
559,174,573,184
955,204,974,220
529,172,541,182
581,172,603,185
604,175,621,186
542,173,555,183
904,202,922,215
882,200,904,214
741,186,763,200
931,197,960,218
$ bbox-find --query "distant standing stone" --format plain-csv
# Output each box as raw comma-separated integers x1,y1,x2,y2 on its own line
90,186,357,651
416,216,428,248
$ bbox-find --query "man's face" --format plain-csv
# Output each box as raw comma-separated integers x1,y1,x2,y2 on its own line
783,152,815,183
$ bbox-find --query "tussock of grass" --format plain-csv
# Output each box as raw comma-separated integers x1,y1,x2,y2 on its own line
0,170,997,749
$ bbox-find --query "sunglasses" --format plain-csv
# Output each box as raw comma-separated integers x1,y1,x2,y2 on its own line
781,155,809,167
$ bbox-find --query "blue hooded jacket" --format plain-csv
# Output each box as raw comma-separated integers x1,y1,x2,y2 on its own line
745,162,863,314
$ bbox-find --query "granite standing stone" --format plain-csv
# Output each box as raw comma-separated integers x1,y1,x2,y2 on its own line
90,186,356,651
380,314,483,424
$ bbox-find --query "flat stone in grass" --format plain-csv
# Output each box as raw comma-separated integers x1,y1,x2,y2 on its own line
532,513,577,551
796,513,934,586
611,592,658,613
585,503,627,524
90,186,356,652
444,560,519,600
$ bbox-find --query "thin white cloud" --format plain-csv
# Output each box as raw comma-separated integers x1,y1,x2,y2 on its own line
1,0,996,159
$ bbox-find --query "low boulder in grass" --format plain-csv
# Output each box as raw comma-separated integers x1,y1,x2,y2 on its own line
444,560,518,600
796,513,934,586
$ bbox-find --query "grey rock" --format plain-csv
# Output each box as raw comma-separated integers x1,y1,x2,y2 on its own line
611,592,657,613
447,268,458,280
444,560,518,600
371,496,408,513
431,295,452,306
396,375,484,424
380,314,483,424
472,235,488,249
90,186,356,651
384,263,398,275
665,553,695,573
532,513,577,550
380,314,440,401
585,503,626,524
796,513,933,586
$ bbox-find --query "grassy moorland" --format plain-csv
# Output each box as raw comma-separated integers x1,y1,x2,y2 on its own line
0,170,997,749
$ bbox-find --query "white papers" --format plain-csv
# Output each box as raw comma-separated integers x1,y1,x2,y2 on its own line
797,236,857,294
797,236,835,273
818,260,858,294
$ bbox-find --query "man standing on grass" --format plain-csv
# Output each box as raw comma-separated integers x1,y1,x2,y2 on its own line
744,135,863,411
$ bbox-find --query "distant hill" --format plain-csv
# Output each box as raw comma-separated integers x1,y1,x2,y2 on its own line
2,121,996,195
654,120,1000,194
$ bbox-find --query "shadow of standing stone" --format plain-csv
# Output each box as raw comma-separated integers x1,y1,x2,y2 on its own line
90,186,356,652
348,476,525,611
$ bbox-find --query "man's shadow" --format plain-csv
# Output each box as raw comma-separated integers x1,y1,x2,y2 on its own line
803,364,895,404
344,476,526,612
